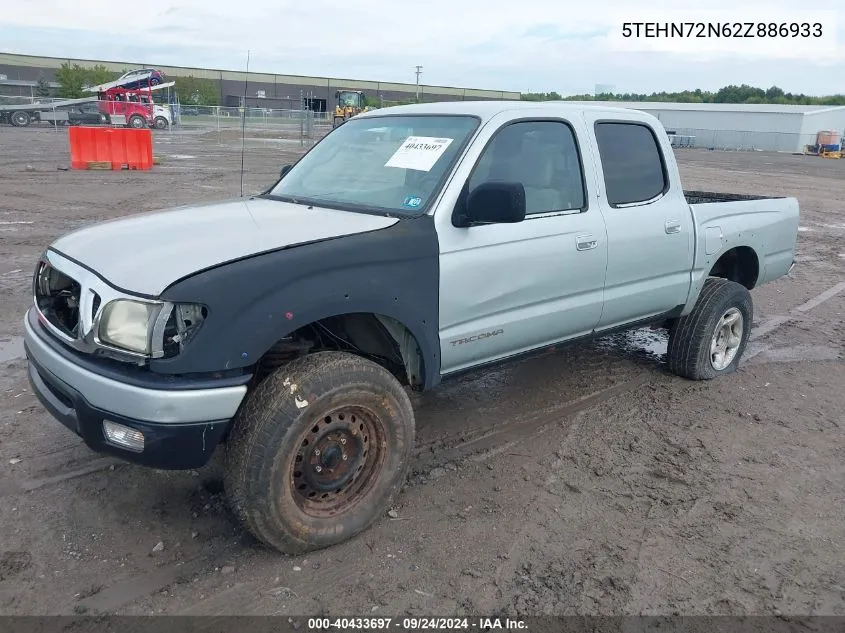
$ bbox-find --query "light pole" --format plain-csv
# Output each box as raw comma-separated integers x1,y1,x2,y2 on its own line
414,65,423,103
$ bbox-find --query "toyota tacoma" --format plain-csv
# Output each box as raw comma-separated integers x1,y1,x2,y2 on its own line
23,101,799,553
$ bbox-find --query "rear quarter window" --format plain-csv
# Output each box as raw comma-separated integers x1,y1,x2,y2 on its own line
594,122,668,206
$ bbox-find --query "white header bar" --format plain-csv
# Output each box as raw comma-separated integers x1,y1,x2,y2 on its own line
607,10,839,59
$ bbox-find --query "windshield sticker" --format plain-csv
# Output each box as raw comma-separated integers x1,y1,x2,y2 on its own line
385,136,454,172
402,195,422,209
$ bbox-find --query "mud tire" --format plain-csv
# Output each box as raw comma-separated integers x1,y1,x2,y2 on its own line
224,351,415,554
667,277,753,380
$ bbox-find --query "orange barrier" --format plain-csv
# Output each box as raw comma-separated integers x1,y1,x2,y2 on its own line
68,127,153,170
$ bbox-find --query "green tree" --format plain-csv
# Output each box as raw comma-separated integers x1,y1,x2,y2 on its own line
520,91,562,101
174,75,219,106
55,62,119,97
35,76,51,98
533,84,845,106
55,62,87,98
85,64,118,88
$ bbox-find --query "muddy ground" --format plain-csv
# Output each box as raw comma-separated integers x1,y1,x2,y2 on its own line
0,125,843,617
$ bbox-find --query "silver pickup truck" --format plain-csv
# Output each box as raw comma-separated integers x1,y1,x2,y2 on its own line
23,101,799,553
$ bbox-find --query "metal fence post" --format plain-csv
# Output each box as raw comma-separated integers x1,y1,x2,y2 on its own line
299,90,305,148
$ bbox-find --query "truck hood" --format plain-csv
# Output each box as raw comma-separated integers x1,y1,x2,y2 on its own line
49,197,399,296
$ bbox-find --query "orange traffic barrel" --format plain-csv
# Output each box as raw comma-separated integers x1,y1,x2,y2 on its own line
68,127,153,170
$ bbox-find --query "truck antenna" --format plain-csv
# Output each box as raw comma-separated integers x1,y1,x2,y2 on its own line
239,50,250,198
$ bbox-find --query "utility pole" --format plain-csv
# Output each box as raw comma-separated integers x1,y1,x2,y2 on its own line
414,65,423,103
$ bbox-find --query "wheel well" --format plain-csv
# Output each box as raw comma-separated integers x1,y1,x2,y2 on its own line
708,246,759,289
252,313,425,390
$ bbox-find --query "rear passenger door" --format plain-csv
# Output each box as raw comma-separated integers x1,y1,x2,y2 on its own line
435,117,608,375
582,113,695,330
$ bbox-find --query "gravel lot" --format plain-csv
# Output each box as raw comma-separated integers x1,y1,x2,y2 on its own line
0,125,843,617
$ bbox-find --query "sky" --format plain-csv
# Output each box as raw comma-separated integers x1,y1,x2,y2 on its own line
1,0,843,95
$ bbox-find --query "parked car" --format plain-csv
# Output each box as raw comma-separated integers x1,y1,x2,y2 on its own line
66,103,108,125
116,68,164,89
23,101,799,555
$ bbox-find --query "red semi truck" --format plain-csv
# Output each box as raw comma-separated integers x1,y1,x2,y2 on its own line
0,69,174,128
97,86,173,129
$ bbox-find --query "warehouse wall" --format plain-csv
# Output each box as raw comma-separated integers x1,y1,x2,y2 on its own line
0,53,520,104
566,101,826,152
799,110,845,147
640,110,806,152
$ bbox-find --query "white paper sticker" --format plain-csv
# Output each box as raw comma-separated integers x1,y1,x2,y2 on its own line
384,136,454,172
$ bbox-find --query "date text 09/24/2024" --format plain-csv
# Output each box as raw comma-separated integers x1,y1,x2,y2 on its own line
307,617,527,630
621,22,823,38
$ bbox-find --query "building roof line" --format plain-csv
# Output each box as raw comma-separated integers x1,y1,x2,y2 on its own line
0,51,520,98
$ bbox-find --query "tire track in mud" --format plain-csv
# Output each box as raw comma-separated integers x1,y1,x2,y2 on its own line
171,377,654,617
411,375,651,472
67,374,653,615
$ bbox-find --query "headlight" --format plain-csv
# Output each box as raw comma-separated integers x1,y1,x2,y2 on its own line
97,299,207,358
99,300,158,354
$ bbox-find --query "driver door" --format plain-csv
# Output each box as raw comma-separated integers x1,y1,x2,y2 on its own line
435,117,608,375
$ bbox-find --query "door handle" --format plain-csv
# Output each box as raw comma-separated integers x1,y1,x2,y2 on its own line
576,235,598,251
665,219,682,234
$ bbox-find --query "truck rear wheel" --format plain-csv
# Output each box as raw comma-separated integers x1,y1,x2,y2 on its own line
128,115,146,129
224,351,415,554
11,110,31,127
667,277,753,380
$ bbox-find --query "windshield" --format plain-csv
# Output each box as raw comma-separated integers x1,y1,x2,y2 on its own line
338,92,360,107
268,114,480,215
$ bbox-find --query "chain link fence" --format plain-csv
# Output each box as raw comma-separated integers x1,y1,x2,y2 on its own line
4,94,838,155
169,104,330,147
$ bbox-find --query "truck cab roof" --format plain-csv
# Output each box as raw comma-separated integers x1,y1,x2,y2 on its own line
357,100,656,123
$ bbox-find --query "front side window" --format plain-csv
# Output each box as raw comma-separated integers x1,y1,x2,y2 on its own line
467,120,586,215
594,122,668,206
268,115,479,215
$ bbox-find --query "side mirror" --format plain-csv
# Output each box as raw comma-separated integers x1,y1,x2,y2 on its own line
461,181,526,226
279,164,293,179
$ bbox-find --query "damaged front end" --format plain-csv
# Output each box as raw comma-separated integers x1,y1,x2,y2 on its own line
33,251,209,365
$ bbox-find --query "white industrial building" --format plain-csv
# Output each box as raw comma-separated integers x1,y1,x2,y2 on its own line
566,101,845,153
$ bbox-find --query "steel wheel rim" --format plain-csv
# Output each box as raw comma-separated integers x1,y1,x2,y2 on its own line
13,112,27,125
710,307,743,370
290,405,386,518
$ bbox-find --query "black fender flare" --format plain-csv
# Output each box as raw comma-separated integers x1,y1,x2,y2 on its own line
151,215,442,389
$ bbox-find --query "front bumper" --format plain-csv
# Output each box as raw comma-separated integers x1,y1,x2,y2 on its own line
24,307,249,469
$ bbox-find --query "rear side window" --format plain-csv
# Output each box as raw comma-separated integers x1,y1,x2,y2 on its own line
594,122,667,206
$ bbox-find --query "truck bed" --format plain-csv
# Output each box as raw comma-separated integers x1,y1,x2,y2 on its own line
684,190,784,205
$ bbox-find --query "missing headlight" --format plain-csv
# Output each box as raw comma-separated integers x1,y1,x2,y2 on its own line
161,303,208,357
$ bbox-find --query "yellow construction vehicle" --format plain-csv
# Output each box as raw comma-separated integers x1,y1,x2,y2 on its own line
333,89,370,128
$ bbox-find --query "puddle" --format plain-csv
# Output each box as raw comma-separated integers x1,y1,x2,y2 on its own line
0,337,25,363
168,154,197,160
798,226,812,232
596,327,667,361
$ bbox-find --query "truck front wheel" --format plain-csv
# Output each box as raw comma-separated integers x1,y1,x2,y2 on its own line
11,110,31,127
224,351,415,554
127,115,146,129
667,277,753,380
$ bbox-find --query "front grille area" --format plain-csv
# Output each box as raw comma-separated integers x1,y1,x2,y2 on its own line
35,261,83,339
